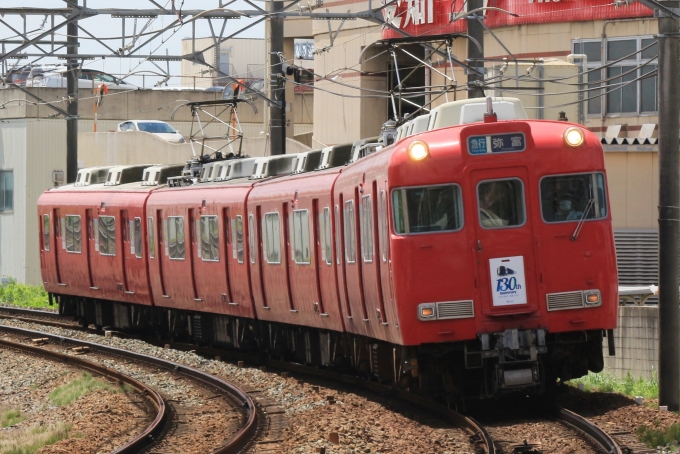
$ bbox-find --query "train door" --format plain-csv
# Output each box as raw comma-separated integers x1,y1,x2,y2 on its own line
359,183,388,325
86,209,96,289
120,211,131,293
40,211,58,285
471,167,540,316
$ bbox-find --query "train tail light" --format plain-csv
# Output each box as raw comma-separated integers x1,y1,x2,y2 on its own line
408,140,429,160
564,127,585,147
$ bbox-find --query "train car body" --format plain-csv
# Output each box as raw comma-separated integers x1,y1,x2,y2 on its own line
39,97,618,399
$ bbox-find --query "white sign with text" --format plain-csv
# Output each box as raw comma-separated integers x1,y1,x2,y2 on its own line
489,256,528,306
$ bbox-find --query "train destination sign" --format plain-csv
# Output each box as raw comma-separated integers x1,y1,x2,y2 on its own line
467,133,526,155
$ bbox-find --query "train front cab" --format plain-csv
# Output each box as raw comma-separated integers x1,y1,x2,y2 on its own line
383,113,617,398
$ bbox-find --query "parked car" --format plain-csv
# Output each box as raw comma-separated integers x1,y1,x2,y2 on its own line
3,64,63,86
117,120,186,143
28,69,137,91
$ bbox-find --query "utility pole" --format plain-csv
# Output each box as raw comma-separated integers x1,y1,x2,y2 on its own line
66,2,79,183
269,0,286,155
466,0,485,99
656,0,680,412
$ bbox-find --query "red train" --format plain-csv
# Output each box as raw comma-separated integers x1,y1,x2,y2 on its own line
38,97,618,400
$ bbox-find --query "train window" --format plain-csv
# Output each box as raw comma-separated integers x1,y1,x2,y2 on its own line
292,209,311,265
392,184,463,234
233,215,244,263
360,195,374,263
380,190,387,262
167,216,186,260
343,200,357,263
200,216,220,262
540,173,607,223
335,205,341,265
43,214,50,252
64,215,82,253
320,207,332,265
98,216,116,256
249,214,256,264
477,180,525,229
147,217,155,259
263,212,281,264
134,218,142,258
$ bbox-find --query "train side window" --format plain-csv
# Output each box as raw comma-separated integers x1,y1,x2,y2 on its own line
380,190,387,262
64,215,82,253
360,195,374,263
98,215,116,256
167,216,186,260
43,214,50,252
343,200,357,263
147,217,155,259
134,218,142,258
292,209,311,264
233,215,244,263
263,212,281,264
392,184,463,234
540,173,607,223
477,179,525,229
321,207,332,265
249,214,256,264
200,215,220,262
334,205,341,265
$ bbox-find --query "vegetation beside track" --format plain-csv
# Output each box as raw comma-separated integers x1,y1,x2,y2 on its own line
0,280,51,310
569,371,659,399
0,422,72,454
49,373,130,407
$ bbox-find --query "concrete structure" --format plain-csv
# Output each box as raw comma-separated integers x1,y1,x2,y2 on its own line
604,306,658,380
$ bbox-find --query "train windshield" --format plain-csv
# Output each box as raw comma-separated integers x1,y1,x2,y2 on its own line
477,179,525,229
392,184,462,234
540,173,607,223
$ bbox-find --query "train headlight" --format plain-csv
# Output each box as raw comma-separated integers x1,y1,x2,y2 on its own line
418,303,436,321
584,290,601,306
564,127,585,148
408,140,429,161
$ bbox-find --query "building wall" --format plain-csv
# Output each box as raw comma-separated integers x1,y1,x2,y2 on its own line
605,150,658,230
603,306,658,380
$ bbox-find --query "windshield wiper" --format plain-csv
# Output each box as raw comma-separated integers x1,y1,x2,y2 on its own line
571,198,595,241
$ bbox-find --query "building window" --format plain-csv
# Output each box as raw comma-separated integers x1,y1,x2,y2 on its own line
147,217,155,259
98,216,116,256
343,200,356,263
292,209,311,264
199,216,219,262
43,214,50,252
360,195,374,263
573,37,658,115
0,170,13,212
167,216,186,260
65,215,82,253
263,212,281,264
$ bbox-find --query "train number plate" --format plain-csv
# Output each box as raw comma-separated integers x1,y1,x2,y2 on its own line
489,256,527,306
467,133,526,155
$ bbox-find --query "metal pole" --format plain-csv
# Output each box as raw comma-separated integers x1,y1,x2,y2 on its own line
657,0,680,412
269,0,286,155
66,2,78,184
466,0,485,99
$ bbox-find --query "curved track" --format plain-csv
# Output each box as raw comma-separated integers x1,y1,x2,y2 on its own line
0,321,258,454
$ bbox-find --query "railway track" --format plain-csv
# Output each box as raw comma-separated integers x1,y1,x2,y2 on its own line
0,320,258,454
0,307,627,454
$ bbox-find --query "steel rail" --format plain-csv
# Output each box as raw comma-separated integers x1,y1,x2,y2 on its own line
0,324,258,454
0,336,166,454
555,406,623,454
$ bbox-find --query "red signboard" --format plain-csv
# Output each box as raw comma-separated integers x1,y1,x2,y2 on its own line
381,0,653,40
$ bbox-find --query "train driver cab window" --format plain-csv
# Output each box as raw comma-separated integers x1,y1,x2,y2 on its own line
392,184,463,234
477,179,525,229
292,209,311,264
263,212,281,264
65,215,82,253
43,214,50,252
200,215,219,262
540,173,607,223
167,216,186,260
98,216,116,256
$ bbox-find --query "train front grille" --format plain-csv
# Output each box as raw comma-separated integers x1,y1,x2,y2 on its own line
436,300,475,319
546,291,584,311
